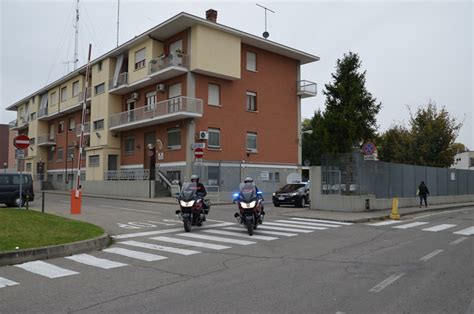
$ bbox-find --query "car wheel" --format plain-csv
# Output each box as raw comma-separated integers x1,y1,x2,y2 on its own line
11,196,25,207
300,197,306,208
273,203,280,207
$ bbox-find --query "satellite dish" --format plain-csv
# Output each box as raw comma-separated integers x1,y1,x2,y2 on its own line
287,172,302,184
263,31,269,39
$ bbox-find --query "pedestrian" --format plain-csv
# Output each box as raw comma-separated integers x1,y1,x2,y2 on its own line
418,181,429,208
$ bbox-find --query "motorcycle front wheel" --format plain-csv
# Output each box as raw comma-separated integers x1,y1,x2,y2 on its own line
246,220,253,236
184,218,192,232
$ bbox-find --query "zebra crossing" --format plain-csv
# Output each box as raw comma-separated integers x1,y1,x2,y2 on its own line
368,220,474,236
0,218,350,289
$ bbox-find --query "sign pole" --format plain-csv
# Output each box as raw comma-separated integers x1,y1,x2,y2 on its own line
19,163,22,209
13,135,30,209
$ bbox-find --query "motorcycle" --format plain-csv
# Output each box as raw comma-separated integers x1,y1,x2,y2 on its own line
233,182,265,236
175,182,208,232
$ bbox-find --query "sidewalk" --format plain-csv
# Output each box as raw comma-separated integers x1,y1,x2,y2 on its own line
283,202,474,223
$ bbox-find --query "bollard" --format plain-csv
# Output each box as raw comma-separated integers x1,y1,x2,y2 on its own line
390,197,400,220
26,195,29,210
41,191,45,213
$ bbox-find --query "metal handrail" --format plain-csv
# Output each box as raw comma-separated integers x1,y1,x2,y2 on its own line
108,72,129,90
104,169,150,181
38,107,48,118
109,96,203,129
37,134,56,144
298,80,317,94
9,119,17,128
149,52,188,75
76,122,90,135
78,89,91,102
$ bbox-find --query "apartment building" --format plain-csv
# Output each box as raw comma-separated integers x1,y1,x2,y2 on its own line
6,10,319,196
453,151,474,170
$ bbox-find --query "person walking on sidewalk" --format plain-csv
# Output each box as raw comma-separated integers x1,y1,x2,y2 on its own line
418,181,429,208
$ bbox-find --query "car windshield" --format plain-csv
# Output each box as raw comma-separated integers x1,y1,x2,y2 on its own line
239,182,256,202
180,182,197,201
280,184,305,191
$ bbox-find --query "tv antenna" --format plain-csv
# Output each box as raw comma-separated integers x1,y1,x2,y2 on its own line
256,3,275,39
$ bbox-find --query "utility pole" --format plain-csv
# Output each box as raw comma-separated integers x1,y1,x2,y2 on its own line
116,0,120,47
73,0,80,70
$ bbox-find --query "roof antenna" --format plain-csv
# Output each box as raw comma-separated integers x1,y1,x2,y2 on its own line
73,0,80,70
116,0,120,46
256,3,275,39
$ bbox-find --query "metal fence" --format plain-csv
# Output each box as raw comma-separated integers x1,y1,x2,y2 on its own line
322,153,474,198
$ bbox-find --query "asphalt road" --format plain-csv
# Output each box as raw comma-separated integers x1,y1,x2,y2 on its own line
1,193,473,313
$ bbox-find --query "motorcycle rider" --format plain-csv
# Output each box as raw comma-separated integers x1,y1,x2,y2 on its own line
191,174,209,215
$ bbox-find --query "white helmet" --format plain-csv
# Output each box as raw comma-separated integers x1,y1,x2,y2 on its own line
191,174,199,182
244,176,253,183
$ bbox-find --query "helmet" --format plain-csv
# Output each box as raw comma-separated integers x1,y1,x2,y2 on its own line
244,176,253,183
191,174,199,182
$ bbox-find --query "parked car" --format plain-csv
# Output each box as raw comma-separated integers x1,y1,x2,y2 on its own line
0,173,35,207
272,182,310,207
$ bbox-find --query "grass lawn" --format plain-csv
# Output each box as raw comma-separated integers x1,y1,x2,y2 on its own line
0,208,104,252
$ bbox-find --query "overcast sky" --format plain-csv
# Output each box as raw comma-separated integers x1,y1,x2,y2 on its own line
1,0,472,148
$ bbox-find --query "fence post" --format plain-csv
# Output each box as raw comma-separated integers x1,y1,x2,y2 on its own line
41,191,45,213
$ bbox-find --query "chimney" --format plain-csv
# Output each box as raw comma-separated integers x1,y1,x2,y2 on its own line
206,9,217,23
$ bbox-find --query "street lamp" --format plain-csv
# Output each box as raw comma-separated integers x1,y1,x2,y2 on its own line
3,162,7,173
70,154,74,190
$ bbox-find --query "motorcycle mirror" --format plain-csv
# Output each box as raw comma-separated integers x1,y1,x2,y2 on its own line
175,210,180,215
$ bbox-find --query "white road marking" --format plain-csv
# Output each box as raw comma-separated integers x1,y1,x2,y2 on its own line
257,225,313,233
150,236,230,250
453,226,474,236
119,240,201,255
177,233,256,245
290,218,353,225
103,247,168,261
65,254,128,269
112,222,235,239
422,224,457,232
449,237,468,246
369,220,403,226
275,220,341,228
100,205,161,215
369,273,405,293
393,222,429,229
225,227,298,237
264,222,327,230
15,261,79,278
0,277,19,288
408,207,474,220
419,249,444,262
206,229,278,241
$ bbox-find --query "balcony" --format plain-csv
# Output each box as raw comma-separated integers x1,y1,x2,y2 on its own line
297,80,317,98
149,53,188,78
108,72,129,94
9,119,17,129
78,89,92,103
76,122,90,136
37,134,56,146
12,117,29,130
109,96,203,131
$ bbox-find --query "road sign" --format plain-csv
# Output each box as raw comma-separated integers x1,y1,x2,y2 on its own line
194,147,204,159
157,152,164,160
15,149,25,159
362,142,376,155
13,135,30,149
191,142,206,149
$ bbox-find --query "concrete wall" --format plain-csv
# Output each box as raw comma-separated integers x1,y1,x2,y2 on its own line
310,166,474,212
82,180,155,198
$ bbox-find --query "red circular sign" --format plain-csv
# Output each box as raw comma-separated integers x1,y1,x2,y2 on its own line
14,135,30,149
194,147,204,159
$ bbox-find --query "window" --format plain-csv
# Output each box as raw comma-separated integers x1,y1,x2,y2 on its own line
72,81,80,97
246,51,256,71
135,48,146,70
89,155,100,167
470,158,474,167
47,174,53,182
246,91,257,111
208,166,219,185
246,132,257,152
208,84,220,106
57,147,64,161
56,174,63,182
30,112,36,121
167,128,181,149
208,128,221,149
58,120,65,133
48,150,54,162
168,83,182,112
124,137,135,154
26,163,32,172
146,92,156,111
50,91,57,105
0,176,8,185
97,61,102,72
67,146,75,160
94,83,105,95
93,119,104,130
60,86,67,102
69,117,75,131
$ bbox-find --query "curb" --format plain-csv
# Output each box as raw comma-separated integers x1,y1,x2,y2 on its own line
0,234,111,267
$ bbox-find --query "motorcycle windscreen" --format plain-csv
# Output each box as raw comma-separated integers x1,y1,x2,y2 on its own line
239,182,256,202
180,182,197,201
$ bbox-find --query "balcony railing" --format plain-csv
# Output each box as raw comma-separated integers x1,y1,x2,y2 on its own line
109,96,203,130
9,119,17,128
38,107,48,118
297,80,317,98
108,72,129,90
149,53,188,75
37,134,56,146
78,89,92,103
76,122,90,136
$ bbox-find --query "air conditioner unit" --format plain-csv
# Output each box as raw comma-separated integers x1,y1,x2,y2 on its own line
198,131,208,140
131,92,139,100
156,84,166,92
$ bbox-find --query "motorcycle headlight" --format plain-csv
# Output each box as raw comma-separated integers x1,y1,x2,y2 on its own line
240,201,256,209
272,193,276,196
180,200,195,207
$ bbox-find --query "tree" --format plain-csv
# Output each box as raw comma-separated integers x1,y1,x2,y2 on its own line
451,142,468,154
377,125,414,164
322,52,382,154
302,113,325,166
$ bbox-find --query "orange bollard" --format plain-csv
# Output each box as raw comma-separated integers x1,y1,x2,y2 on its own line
70,189,82,214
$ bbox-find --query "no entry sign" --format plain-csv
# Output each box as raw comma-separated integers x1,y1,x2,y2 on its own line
14,135,30,149
194,147,204,159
